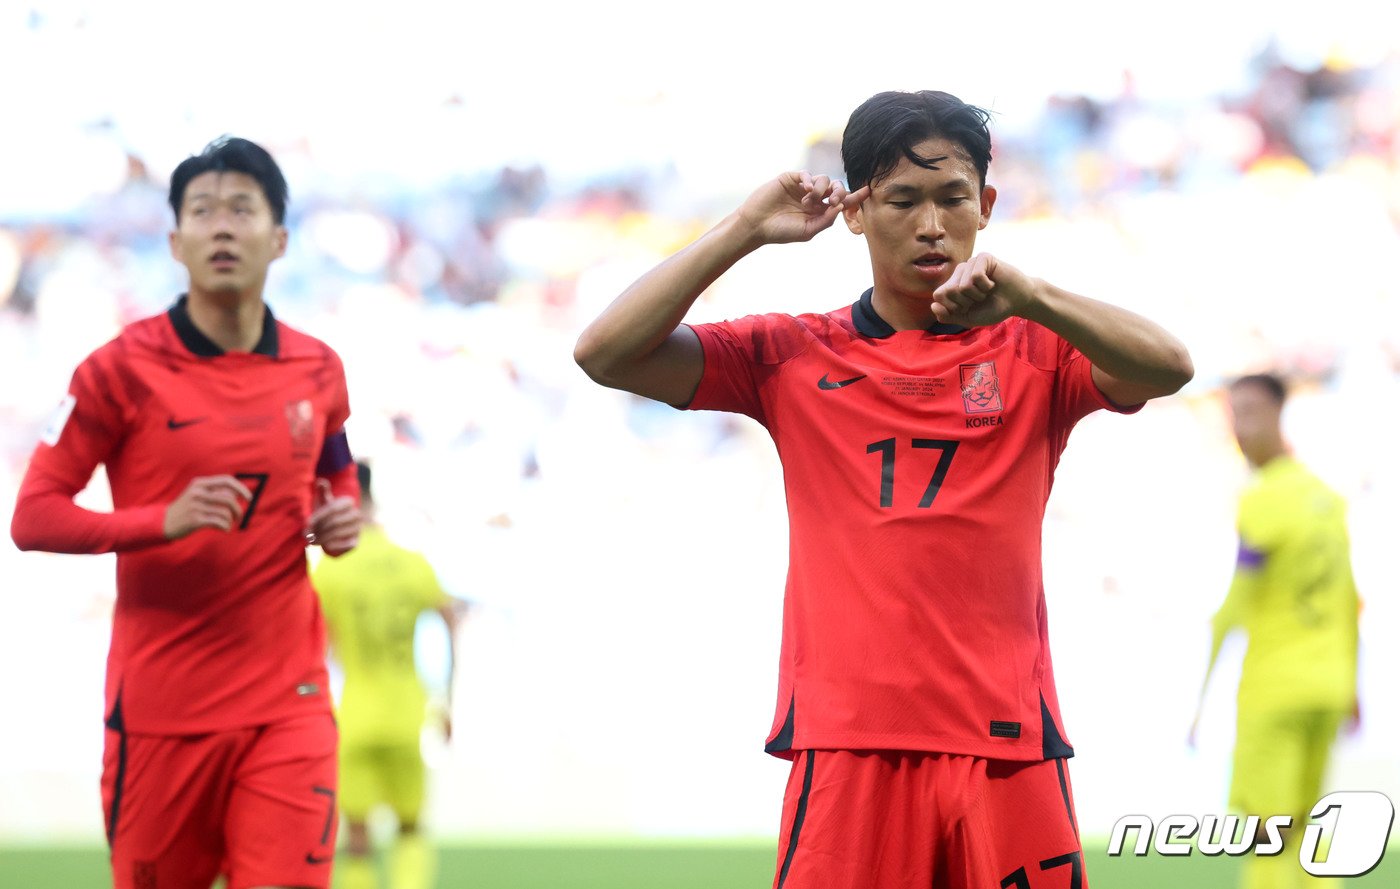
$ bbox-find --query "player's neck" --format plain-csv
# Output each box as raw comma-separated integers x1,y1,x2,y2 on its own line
1246,439,1288,469
870,287,938,332
185,290,266,353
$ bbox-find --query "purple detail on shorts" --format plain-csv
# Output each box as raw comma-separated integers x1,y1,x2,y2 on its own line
1236,541,1266,570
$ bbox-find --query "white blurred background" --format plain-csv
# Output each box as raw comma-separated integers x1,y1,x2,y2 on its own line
1,0,1397,845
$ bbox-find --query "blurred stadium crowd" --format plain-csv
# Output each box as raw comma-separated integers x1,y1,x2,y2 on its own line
7,40,1400,517
4,39,1398,519
2,25,1398,839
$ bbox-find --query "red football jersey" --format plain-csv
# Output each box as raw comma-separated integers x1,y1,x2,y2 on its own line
687,289,1139,761
12,297,356,734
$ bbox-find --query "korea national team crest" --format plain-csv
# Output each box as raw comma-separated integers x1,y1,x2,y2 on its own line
285,399,316,458
959,362,1003,413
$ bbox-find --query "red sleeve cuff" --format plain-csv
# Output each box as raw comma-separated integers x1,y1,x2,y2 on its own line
116,503,170,550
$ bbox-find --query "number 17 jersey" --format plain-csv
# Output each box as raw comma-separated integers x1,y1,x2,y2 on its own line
685,289,1139,762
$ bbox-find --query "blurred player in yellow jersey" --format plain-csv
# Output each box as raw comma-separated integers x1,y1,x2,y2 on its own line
1191,373,1361,889
313,461,468,889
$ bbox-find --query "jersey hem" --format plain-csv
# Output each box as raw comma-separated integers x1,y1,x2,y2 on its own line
778,731,1074,762
117,699,334,737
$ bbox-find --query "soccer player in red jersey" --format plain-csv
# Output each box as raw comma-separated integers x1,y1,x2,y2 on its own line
10,136,361,889
575,91,1194,888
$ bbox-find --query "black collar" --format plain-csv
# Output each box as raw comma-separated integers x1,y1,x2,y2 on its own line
851,288,967,339
168,294,279,358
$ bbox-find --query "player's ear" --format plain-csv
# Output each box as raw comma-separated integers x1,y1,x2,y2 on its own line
272,225,289,259
843,198,865,235
978,184,997,230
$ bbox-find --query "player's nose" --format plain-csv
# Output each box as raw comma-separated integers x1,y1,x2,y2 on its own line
915,206,946,239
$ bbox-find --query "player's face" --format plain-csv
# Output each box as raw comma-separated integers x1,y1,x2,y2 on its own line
169,171,287,299
845,137,995,304
1227,384,1281,461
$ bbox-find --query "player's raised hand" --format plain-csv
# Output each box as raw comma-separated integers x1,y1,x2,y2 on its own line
305,478,360,556
931,252,1037,328
164,475,253,539
737,171,870,245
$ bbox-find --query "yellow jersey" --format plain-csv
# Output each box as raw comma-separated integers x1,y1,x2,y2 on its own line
1214,456,1359,713
313,525,450,745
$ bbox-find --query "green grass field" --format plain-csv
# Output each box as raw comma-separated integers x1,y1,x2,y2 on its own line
1,839,1396,888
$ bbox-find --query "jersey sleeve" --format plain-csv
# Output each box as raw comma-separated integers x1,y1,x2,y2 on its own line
1213,484,1281,635
314,349,359,504
325,347,352,432
1052,339,1145,426
1235,482,1289,556
1214,549,1260,634
10,351,167,554
684,314,795,422
317,455,359,505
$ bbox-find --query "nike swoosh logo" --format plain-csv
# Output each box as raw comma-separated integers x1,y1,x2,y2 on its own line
305,853,333,865
817,373,867,390
166,417,207,430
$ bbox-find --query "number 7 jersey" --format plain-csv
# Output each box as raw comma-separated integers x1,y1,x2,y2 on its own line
685,289,1140,762
13,297,354,735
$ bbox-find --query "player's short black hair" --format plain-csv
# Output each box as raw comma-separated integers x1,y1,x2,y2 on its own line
1230,372,1288,406
169,136,289,224
841,90,993,191
356,460,373,502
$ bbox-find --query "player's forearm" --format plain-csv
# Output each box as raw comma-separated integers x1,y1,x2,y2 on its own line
1194,615,1232,706
1203,627,1227,679
11,486,167,554
443,606,460,699
573,212,761,382
1021,282,1194,395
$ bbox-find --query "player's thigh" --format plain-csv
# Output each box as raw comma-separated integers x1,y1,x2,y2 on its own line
224,712,339,889
771,749,936,889
103,726,244,889
1232,709,1307,817
380,741,428,825
973,757,1086,889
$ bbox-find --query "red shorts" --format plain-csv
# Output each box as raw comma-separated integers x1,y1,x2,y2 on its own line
773,750,1085,889
102,711,339,889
